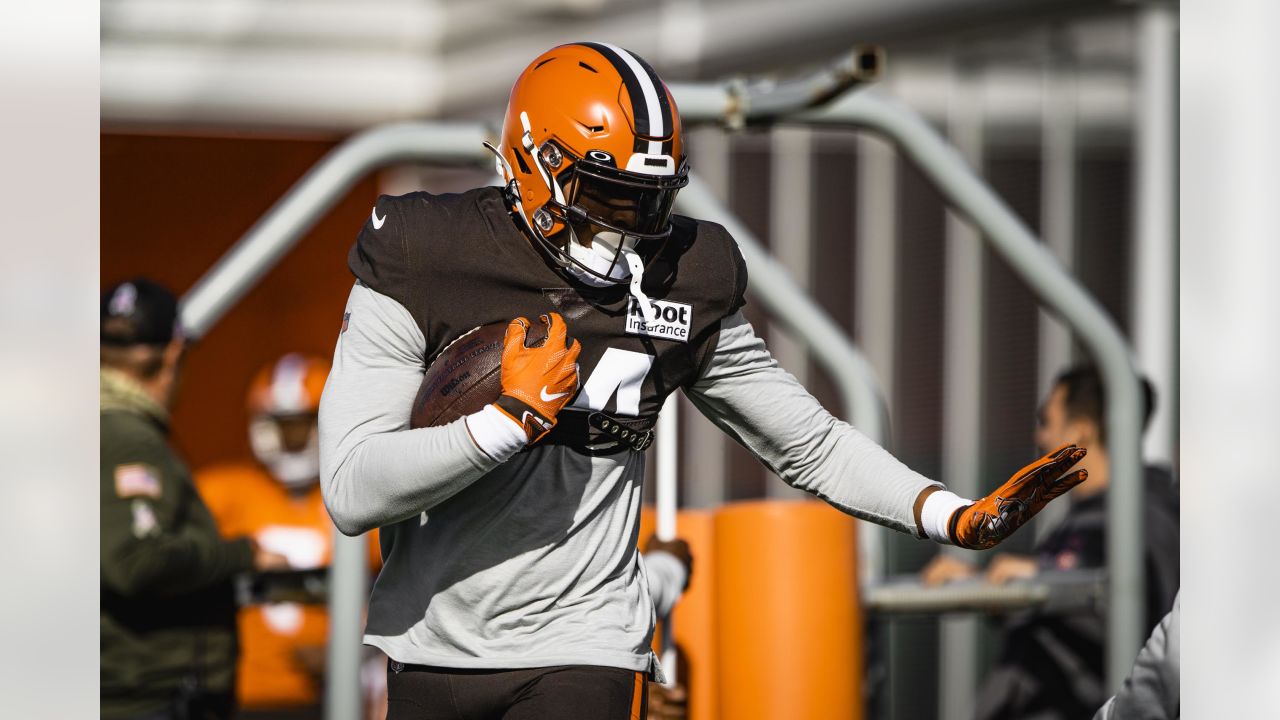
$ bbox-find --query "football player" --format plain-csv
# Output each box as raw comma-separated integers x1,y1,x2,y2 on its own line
318,42,1087,718
196,354,384,716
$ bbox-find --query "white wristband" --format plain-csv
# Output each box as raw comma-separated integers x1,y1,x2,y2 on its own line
921,489,971,544
464,404,527,462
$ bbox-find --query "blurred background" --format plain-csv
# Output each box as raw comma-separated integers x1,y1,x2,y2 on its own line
99,1,1179,719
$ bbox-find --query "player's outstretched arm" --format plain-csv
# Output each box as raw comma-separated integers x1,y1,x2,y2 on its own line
685,312,941,534
319,283,506,535
915,444,1087,549
686,312,1084,547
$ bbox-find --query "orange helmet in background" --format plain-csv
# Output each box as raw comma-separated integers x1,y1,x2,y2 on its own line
493,42,689,295
246,353,330,489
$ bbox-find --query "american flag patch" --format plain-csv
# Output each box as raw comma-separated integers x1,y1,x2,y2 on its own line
115,463,162,499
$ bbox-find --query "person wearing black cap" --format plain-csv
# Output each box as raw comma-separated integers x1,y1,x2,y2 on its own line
100,278,290,720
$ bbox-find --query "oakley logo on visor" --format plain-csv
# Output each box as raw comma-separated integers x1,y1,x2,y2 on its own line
587,150,615,165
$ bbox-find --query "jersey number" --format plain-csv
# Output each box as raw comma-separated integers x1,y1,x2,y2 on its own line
570,348,654,417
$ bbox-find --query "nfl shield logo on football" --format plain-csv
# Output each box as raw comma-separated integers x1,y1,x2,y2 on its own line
625,296,692,342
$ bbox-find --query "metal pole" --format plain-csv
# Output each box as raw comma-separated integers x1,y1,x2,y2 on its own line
180,122,492,338
1039,28,1079,399
325,529,368,720
795,87,1145,689
938,58,985,720
865,568,1107,615
1132,2,1179,470
656,394,679,685
669,47,878,130
1034,27,1080,542
854,132,897,589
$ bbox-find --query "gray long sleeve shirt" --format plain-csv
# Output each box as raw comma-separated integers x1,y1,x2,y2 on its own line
319,282,938,673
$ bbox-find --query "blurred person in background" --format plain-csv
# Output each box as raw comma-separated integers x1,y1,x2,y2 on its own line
196,353,384,719
101,278,291,720
922,364,1180,720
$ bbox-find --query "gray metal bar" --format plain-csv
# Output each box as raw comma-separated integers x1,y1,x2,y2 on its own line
854,133,899,417
1132,3,1178,470
1038,28,1079,400
939,60,985,720
324,529,367,720
180,122,493,338
793,86,1145,690
865,569,1106,616
731,47,882,126
1034,27,1080,543
854,132,897,590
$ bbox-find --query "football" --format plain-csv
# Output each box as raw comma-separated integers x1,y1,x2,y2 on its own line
409,319,547,428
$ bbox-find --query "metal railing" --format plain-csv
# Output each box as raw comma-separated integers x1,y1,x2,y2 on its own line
864,570,1107,616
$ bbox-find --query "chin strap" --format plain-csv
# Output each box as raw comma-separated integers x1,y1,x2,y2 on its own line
621,246,658,324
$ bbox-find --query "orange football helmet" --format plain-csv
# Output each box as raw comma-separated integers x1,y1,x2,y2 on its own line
492,42,689,292
246,353,330,489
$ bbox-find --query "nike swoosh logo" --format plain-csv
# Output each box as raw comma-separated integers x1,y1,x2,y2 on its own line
540,386,569,402
371,207,387,230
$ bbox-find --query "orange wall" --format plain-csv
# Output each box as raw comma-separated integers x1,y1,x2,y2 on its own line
102,132,379,468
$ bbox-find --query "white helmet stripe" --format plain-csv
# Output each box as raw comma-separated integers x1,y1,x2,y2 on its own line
596,42,664,156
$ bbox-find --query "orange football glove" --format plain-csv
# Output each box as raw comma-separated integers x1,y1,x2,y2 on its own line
950,444,1088,549
493,313,581,443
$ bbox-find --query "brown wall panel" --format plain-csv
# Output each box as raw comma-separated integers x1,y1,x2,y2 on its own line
102,133,379,469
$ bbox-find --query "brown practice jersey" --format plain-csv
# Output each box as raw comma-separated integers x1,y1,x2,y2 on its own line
348,186,748,436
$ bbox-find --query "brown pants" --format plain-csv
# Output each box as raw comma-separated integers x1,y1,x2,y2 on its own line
385,663,647,720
